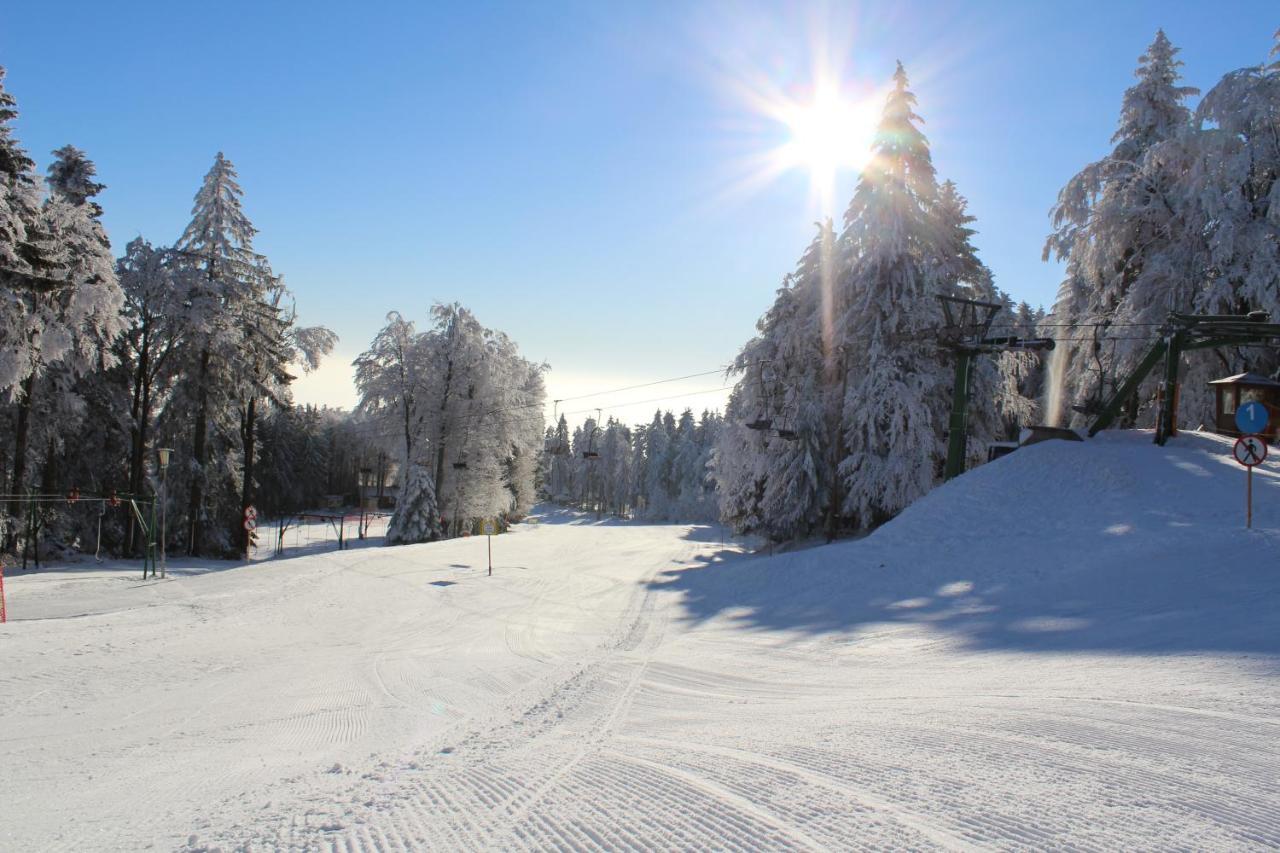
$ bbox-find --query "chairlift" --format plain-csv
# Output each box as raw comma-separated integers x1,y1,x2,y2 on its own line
743,361,778,432
545,400,569,455
582,409,602,460
1071,322,1117,417
772,388,801,441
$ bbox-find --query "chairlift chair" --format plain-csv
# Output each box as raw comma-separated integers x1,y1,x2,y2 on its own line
772,390,801,441
1071,322,1117,417
743,360,779,432
582,409,603,460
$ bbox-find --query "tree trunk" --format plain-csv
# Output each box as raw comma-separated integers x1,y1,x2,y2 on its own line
126,323,151,555
6,375,36,551
187,348,210,556
825,360,850,542
240,394,257,557
433,348,456,513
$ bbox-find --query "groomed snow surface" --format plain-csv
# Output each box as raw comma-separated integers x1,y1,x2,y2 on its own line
2,430,1279,851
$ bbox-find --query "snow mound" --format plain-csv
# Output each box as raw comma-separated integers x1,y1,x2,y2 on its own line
655,429,1280,657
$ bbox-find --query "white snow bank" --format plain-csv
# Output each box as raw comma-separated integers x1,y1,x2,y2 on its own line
654,429,1280,656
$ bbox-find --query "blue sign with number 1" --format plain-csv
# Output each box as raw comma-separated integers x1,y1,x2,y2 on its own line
1236,401,1270,434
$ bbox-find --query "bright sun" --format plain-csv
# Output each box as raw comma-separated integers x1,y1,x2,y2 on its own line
766,80,881,213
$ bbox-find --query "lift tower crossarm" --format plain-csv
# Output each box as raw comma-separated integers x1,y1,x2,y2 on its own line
938,296,1055,481
1086,310,1280,444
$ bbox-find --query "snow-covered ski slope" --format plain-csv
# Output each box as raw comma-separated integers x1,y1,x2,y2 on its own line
2,430,1278,851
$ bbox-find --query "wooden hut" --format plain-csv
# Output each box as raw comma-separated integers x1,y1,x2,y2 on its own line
1207,372,1280,437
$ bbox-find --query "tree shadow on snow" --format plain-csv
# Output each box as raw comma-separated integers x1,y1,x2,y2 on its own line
650,535,1280,663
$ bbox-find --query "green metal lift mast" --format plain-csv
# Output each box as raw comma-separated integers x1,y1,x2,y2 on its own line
939,296,1056,481
1087,311,1280,445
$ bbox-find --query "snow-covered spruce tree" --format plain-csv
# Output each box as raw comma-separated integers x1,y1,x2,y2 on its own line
1042,31,1198,426
670,409,721,522
172,152,258,555
4,144,123,544
835,62,953,528
385,463,442,545
762,222,836,538
716,63,1026,539
167,153,335,555
715,361,770,534
544,413,574,501
640,411,674,519
714,219,834,539
254,404,330,518
0,65,41,299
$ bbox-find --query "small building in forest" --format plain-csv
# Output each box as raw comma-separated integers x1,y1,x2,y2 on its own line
1208,372,1280,437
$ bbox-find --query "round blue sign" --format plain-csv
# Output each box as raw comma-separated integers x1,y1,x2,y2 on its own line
1236,401,1270,434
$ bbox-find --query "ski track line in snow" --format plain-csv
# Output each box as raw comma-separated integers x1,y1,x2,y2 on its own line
187,525,716,852
616,735,974,851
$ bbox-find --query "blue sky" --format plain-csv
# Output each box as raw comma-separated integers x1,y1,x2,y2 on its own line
2,1,1274,423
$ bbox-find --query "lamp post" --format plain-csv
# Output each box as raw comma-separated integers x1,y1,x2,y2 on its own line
157,447,173,577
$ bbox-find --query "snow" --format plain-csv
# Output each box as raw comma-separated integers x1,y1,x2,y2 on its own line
2,430,1279,849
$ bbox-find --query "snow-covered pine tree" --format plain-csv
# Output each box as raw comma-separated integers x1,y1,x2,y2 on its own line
642,411,674,519
545,413,574,501
1173,27,1280,417
385,463,443,545
174,152,259,555
759,226,830,538
1,74,46,541
0,64,40,299
1042,31,1198,426
5,145,123,534
835,62,952,528
715,218,834,539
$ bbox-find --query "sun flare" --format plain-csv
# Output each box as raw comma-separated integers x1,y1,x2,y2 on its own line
771,82,881,213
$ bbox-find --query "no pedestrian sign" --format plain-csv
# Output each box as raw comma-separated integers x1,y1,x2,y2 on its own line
1233,435,1268,467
